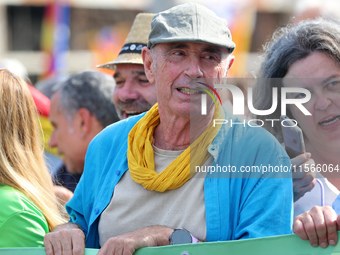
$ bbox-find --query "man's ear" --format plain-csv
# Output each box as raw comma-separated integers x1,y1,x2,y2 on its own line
77,108,93,137
142,46,155,84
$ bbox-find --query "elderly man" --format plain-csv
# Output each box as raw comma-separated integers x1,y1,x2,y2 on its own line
49,71,119,204
44,3,293,255
98,13,157,119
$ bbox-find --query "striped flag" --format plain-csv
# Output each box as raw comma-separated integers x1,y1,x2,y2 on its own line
40,0,70,79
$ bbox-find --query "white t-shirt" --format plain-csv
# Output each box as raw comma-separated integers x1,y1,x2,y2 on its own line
294,173,340,218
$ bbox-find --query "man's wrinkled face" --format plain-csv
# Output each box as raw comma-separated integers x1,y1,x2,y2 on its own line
113,64,157,119
144,42,232,118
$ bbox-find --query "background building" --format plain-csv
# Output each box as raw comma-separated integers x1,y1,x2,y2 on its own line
0,0,338,84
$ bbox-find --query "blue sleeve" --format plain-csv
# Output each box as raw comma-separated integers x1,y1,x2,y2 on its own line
332,194,340,214
233,129,293,239
66,170,88,234
206,123,293,241
235,156,293,239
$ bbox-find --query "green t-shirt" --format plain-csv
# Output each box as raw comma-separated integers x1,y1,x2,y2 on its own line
0,184,49,247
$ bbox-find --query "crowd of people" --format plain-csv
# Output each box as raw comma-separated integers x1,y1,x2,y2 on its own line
1,2,340,254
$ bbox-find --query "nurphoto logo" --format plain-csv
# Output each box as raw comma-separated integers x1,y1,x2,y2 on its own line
197,78,312,128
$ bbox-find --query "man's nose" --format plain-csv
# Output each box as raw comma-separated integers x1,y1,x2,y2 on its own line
117,79,139,102
184,57,203,79
48,130,57,148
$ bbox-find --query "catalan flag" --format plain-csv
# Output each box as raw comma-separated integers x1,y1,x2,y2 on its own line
40,0,70,79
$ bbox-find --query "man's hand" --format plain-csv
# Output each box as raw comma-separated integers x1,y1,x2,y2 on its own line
293,206,340,248
44,223,85,255
97,226,173,255
291,153,317,202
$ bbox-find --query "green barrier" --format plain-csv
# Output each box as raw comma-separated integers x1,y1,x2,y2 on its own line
1,233,340,255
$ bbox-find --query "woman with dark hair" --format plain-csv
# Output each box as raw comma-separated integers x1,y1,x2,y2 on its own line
254,18,340,248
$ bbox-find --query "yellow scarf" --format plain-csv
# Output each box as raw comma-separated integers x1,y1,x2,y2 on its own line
127,103,224,192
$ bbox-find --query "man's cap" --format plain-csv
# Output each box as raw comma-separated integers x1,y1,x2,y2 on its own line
97,13,155,70
147,3,235,52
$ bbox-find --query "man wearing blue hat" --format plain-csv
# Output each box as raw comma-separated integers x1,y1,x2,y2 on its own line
45,3,293,255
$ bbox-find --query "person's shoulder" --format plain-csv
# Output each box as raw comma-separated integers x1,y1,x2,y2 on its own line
0,185,48,234
0,185,45,219
92,113,146,144
228,118,279,143
85,112,146,161
224,117,288,159
0,184,29,211
0,185,48,247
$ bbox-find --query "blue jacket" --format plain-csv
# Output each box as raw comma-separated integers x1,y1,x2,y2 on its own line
67,113,293,248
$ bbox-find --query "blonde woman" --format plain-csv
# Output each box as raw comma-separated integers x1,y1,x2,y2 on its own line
0,69,66,247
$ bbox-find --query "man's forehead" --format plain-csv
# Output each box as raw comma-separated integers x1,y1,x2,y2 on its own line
49,98,63,121
114,64,146,78
160,42,228,55
50,91,61,108
51,91,69,115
